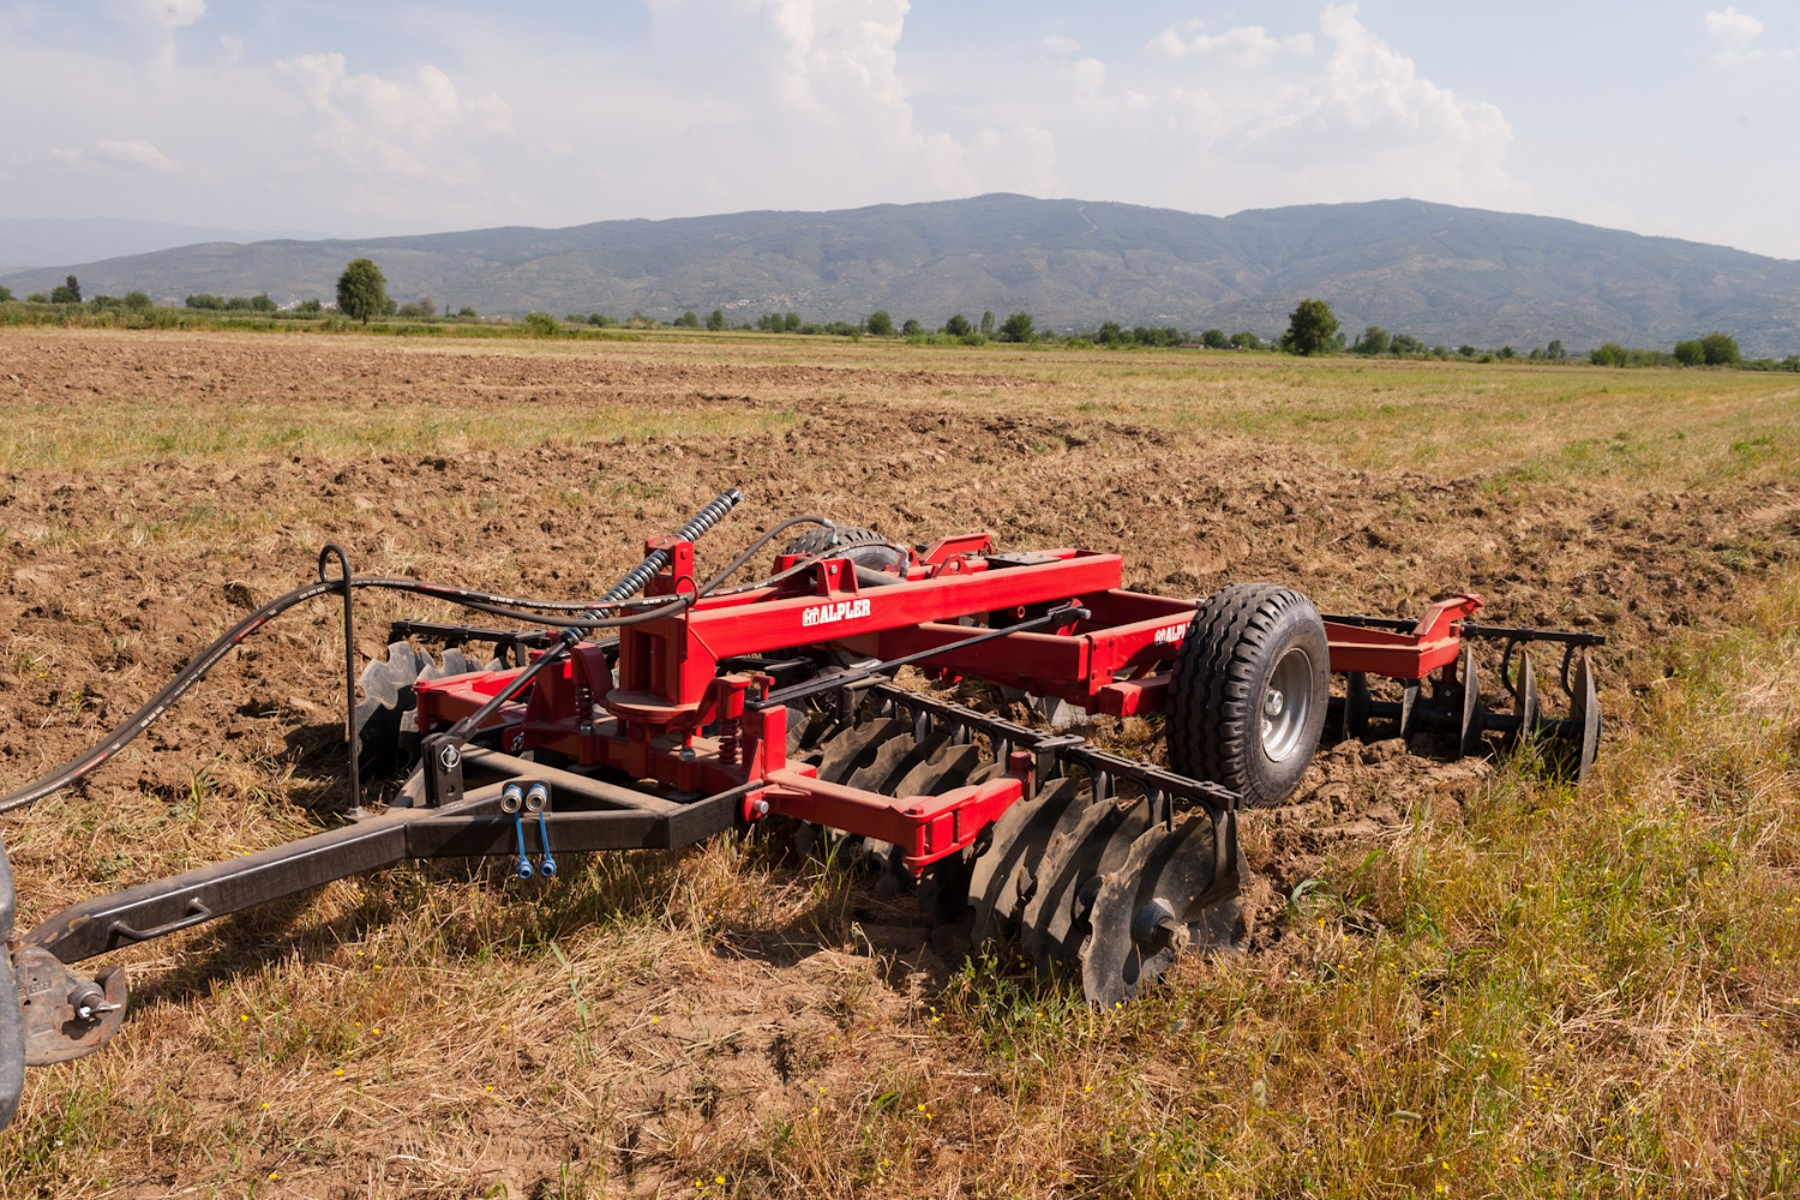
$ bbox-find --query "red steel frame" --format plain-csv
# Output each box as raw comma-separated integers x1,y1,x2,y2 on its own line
412,536,1486,875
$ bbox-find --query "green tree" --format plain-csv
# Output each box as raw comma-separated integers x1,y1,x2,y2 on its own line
998,311,1035,342
1700,331,1741,366
1352,325,1390,356
865,310,894,337
523,312,559,336
1280,298,1338,356
1590,342,1628,367
1673,339,1705,366
944,314,973,337
783,312,802,332
673,310,701,328
980,310,995,336
250,293,276,312
1200,328,1229,349
297,298,323,314
1390,332,1424,356
50,275,81,304
25,293,47,303
123,290,152,310
456,306,478,319
1229,331,1262,350
901,318,921,336
705,308,726,331
1096,320,1126,345
1545,339,1567,361
335,258,389,325
0,285,12,303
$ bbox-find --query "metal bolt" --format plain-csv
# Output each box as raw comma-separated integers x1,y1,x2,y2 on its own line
755,799,770,816
69,981,105,1023
438,743,461,771
1263,689,1284,718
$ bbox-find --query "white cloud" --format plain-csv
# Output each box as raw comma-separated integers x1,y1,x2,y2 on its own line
1706,7,1766,64
1147,20,1314,66
218,33,243,68
93,138,179,172
275,52,514,186
1041,33,1080,56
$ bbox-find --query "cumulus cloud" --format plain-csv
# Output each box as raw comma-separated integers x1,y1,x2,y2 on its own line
275,52,513,186
1706,8,1766,64
1041,33,1080,56
1147,19,1314,66
93,137,179,172
1110,3,1534,213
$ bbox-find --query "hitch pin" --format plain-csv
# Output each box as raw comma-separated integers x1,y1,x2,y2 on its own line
525,783,556,878
500,783,533,879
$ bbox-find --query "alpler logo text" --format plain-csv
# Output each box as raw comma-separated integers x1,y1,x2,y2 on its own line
1153,622,1190,645
802,598,873,628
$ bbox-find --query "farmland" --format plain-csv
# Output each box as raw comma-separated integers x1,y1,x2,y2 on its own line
1,327,1798,1197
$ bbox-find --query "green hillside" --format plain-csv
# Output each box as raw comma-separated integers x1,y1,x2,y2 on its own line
6,195,1799,355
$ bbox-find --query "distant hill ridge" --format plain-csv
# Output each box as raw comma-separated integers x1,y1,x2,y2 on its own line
5,194,1799,356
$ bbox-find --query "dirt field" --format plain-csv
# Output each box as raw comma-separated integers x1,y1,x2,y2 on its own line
1,328,1798,1197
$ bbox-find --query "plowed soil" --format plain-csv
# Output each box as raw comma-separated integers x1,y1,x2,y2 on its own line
1,329,1796,1196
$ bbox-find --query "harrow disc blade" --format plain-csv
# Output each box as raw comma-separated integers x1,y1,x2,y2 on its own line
1507,652,1539,753
1564,655,1601,783
844,731,922,794
814,717,904,785
969,778,1084,942
892,740,981,799
1457,644,1484,759
440,648,475,677
1018,796,1115,970
354,642,429,777
1080,815,1241,1008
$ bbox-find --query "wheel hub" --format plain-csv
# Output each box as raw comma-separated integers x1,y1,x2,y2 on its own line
1261,646,1314,762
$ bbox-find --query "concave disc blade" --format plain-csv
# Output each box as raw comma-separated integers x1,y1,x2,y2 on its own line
1506,652,1538,753
1344,672,1371,740
441,648,475,677
968,777,1084,942
893,742,981,798
1081,814,1241,1008
814,717,903,784
1566,655,1600,783
1020,796,1115,971
844,732,919,793
1457,644,1484,758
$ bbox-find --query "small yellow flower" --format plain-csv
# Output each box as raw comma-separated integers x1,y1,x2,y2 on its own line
261,1102,271,1110
239,1014,249,1022
333,1068,344,1077
715,1176,725,1185
651,1017,660,1024
371,1028,381,1036
373,964,383,971
268,1171,279,1181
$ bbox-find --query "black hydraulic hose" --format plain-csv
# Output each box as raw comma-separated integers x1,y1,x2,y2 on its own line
446,489,745,738
698,515,833,595
0,490,751,814
0,577,691,817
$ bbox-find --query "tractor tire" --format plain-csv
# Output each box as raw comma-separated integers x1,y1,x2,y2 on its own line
1168,583,1329,808
781,524,907,572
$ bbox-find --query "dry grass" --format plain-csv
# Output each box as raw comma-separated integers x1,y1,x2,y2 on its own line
0,328,1797,1196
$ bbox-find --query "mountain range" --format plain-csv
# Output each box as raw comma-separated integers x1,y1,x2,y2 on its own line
4,195,1799,356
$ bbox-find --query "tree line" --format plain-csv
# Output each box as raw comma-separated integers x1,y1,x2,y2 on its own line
7,263,1795,369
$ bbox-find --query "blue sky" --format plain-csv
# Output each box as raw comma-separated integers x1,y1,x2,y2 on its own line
4,1,1797,257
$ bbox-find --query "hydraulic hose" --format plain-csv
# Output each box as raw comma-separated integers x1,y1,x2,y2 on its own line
446,488,745,738
0,489,754,814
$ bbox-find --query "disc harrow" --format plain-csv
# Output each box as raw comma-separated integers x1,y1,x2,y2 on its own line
0,492,1605,1127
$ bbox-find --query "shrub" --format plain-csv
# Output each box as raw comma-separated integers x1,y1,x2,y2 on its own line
1673,339,1705,366
1590,342,1628,367
997,311,1034,343
943,314,973,337
673,310,700,328
523,312,559,336
900,318,921,336
1700,331,1741,366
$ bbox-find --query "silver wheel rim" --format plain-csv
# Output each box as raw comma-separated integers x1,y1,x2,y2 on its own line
1261,646,1314,762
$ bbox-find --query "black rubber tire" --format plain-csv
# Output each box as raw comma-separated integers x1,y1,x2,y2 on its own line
1168,583,1329,808
781,524,907,572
